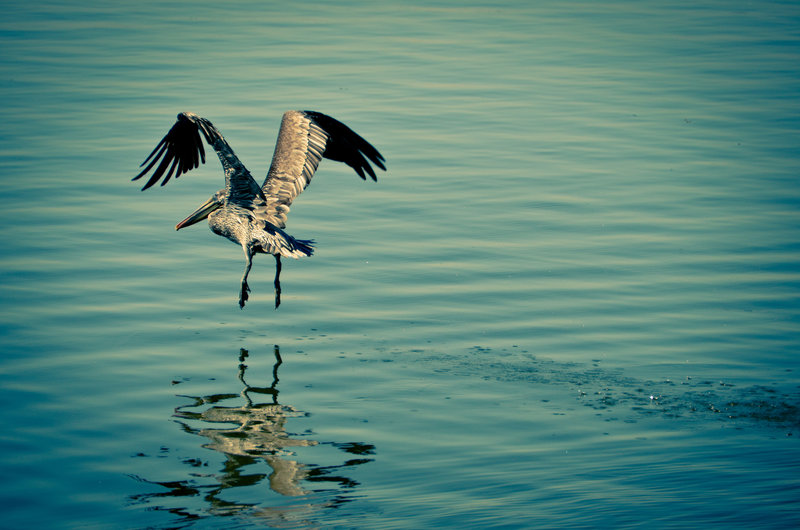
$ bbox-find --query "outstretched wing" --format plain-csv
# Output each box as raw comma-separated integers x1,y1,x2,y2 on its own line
261,110,386,228
133,112,223,190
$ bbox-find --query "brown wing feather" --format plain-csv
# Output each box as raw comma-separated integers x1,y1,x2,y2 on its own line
260,111,385,228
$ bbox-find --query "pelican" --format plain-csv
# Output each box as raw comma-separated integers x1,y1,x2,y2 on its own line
133,110,385,308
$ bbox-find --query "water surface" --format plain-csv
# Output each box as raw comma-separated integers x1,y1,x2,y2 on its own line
1,0,799,528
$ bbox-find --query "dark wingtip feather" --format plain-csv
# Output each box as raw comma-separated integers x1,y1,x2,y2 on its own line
302,110,386,182
133,113,212,191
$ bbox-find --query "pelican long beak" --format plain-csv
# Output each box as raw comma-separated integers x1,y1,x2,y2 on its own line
175,196,222,230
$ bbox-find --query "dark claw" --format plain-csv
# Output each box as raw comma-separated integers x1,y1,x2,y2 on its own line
239,281,250,309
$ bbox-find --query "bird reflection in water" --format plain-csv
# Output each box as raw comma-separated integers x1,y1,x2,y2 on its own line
129,346,375,524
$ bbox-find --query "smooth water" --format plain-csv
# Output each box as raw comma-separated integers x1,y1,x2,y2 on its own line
1,0,799,528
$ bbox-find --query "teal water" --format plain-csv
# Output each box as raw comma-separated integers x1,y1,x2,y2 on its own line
1,0,799,527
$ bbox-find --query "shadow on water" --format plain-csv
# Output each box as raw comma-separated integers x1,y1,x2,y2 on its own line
128,345,375,527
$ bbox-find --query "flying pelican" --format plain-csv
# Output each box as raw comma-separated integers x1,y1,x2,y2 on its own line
133,110,386,308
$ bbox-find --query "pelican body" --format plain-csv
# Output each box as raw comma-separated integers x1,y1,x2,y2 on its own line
133,111,385,308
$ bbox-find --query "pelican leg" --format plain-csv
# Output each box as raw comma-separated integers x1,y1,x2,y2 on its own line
240,248,254,309
274,255,282,309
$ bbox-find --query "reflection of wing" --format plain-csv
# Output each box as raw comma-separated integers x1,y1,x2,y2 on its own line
181,402,317,497
133,112,222,190
261,110,386,228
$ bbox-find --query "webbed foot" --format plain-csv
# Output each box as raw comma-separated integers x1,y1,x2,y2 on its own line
239,281,251,309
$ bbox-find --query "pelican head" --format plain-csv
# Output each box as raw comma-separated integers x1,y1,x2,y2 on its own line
176,190,225,230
